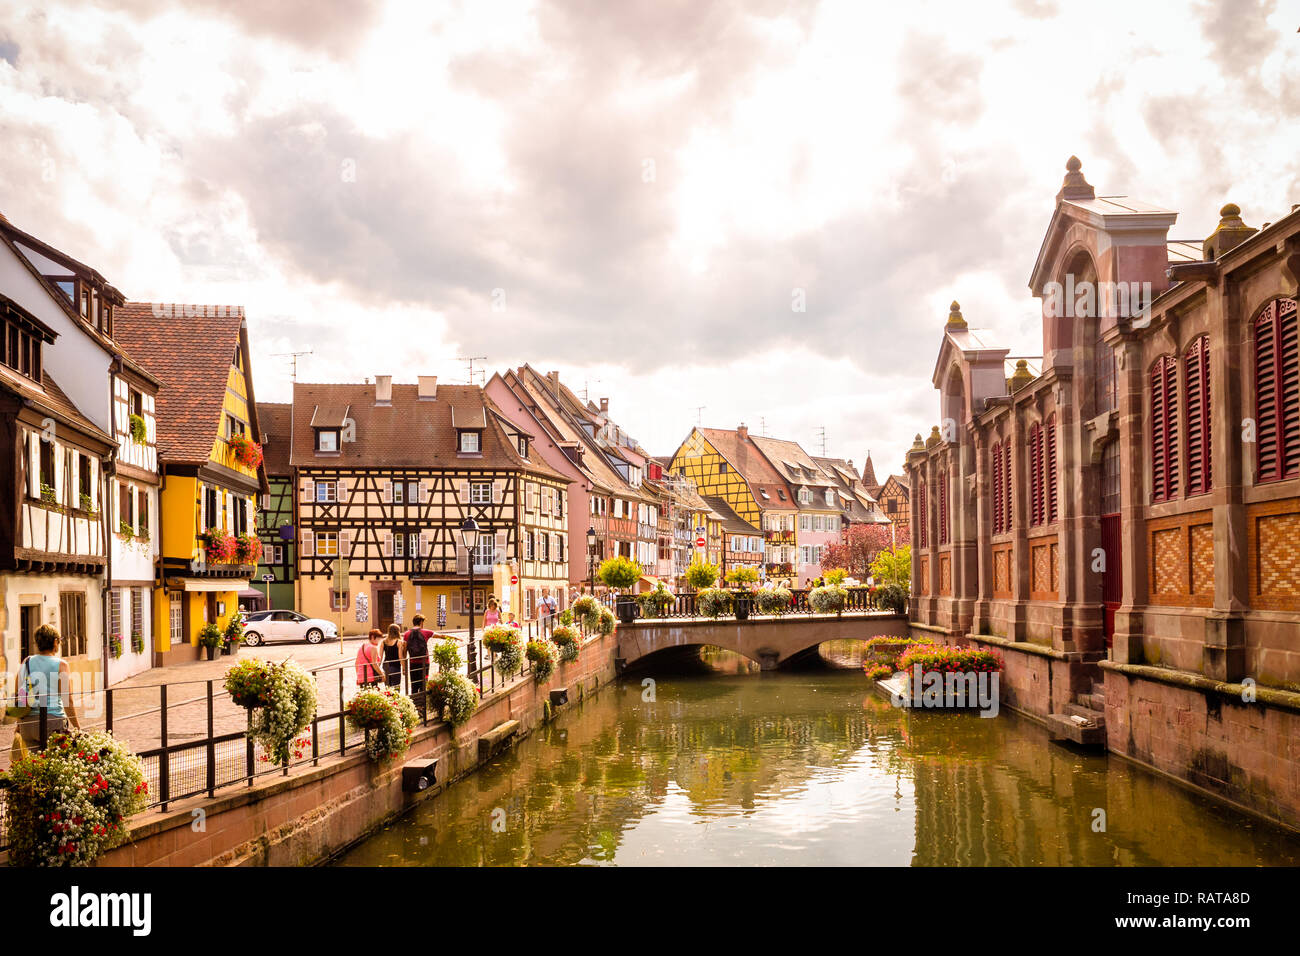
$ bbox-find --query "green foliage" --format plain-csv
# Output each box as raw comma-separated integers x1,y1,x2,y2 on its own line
597,555,641,591
597,606,616,635
483,625,523,677
636,583,675,618
870,545,911,589
876,584,909,614
128,413,147,444
428,671,478,725
431,639,463,673
696,587,733,618
197,623,223,649
526,640,558,681
571,596,601,632
685,559,720,590
823,568,848,587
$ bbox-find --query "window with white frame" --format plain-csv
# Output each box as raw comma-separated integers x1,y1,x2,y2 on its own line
470,481,492,504
458,431,481,453
316,531,339,556
316,482,336,503
472,538,494,569
169,592,182,644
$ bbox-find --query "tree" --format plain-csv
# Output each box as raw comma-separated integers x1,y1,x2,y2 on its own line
685,558,719,590
870,544,911,589
820,524,903,579
597,555,641,592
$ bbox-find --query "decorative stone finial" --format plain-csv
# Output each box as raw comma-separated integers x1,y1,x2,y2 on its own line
926,425,942,448
1203,202,1257,261
945,300,967,331
1009,358,1034,392
1057,155,1095,202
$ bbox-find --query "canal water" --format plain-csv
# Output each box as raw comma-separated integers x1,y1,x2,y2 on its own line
334,645,1300,866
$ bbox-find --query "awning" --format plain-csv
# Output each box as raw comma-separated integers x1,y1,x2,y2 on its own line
180,577,250,593
238,588,267,599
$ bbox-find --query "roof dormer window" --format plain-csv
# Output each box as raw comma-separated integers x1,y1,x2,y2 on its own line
458,430,481,454
517,436,529,459
316,429,340,454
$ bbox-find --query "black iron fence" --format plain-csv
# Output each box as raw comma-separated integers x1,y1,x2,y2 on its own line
626,586,882,620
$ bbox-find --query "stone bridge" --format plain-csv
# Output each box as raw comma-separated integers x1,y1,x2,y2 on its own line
615,612,912,671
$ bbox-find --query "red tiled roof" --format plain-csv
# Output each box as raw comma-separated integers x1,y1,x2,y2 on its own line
257,401,292,476
113,303,247,465
289,381,565,479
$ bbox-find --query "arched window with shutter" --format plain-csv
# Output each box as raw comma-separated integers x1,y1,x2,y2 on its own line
1254,298,1300,483
938,467,949,545
1151,355,1180,501
1003,441,1012,532
918,477,928,548
992,441,1004,535
1184,335,1211,496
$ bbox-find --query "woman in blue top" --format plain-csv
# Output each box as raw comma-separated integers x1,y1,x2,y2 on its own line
15,624,81,753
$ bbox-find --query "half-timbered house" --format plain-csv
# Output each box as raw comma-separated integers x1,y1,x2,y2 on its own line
290,377,568,632
114,303,268,664
253,401,295,612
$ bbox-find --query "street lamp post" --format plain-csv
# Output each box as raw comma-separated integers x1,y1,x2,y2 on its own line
459,516,481,677
587,526,597,596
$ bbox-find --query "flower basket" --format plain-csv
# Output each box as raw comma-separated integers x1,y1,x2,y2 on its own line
809,585,848,614
755,586,793,616
482,625,523,677
696,587,732,618
128,413,147,444
596,605,616,636
526,639,558,681
234,533,261,566
227,433,263,470
203,528,237,564
130,632,144,655
346,687,419,761
571,596,601,633
224,658,274,708
427,671,479,726
3,729,148,866
109,634,123,659
551,625,580,663
243,660,316,764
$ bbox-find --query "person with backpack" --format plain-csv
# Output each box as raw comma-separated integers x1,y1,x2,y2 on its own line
404,613,433,698
12,624,81,759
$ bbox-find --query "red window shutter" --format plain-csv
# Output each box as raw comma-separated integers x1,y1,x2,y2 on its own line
992,442,1003,535
918,479,928,548
1003,442,1012,532
1046,414,1058,524
1282,299,1300,479
938,472,948,545
1029,424,1043,526
1184,335,1211,495
1256,303,1280,482
1151,359,1169,501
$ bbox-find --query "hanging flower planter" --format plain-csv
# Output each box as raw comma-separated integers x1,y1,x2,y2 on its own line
346,687,419,761
482,625,523,677
227,433,263,470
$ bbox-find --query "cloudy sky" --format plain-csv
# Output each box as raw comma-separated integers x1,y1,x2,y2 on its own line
2,0,1297,475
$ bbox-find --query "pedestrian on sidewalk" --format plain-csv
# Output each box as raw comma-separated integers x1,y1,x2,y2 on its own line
355,629,386,688
483,596,500,627
11,624,81,761
404,614,433,698
382,624,406,689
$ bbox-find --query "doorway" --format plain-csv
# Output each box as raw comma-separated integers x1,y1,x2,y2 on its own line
377,589,396,632
19,604,41,661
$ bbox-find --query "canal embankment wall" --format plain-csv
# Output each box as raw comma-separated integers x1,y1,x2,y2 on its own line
924,626,1300,832
93,631,620,867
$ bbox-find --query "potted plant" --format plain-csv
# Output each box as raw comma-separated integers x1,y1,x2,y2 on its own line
596,606,616,636
40,483,56,506
130,632,144,655
224,658,273,707
128,413,147,444
685,558,719,591
234,533,261,566
809,585,848,615
346,687,419,761
109,633,123,659
636,583,675,619
241,660,316,765
597,555,642,623
724,567,758,619
79,493,97,517
755,586,793,616
696,587,733,618
427,670,479,725
571,595,601,634
198,622,223,661
117,520,134,543
202,528,237,564
222,615,244,655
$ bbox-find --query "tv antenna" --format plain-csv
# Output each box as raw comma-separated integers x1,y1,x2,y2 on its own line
579,378,602,402
816,425,827,456
759,416,768,437
272,350,313,382
457,355,487,386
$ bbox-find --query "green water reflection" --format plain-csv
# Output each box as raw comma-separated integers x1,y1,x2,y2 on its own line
334,652,1300,867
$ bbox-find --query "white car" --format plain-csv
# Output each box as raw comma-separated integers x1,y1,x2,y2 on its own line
241,610,338,646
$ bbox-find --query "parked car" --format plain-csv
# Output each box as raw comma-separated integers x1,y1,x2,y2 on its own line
241,610,338,646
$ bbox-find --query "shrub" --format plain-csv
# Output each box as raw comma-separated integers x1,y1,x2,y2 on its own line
696,587,733,618
428,671,479,725
558,608,575,626
863,635,936,669
824,568,848,587
346,687,419,761
685,559,720,590
754,586,793,616
876,583,909,613
864,663,894,681
430,639,463,673
128,413,147,444
572,596,601,632
597,555,641,591
551,625,580,663
246,661,317,765
526,640,558,681
223,615,245,644
482,625,523,677
724,566,758,586
597,606,616,635
3,729,148,866
809,585,848,614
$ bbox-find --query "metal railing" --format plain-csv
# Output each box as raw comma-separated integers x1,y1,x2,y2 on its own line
629,586,882,620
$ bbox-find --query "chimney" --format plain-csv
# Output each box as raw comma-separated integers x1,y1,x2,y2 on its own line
737,423,749,441
599,397,609,414
417,375,438,400
548,370,559,384
375,375,392,405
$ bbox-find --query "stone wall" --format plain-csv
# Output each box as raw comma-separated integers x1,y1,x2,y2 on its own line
92,631,619,867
